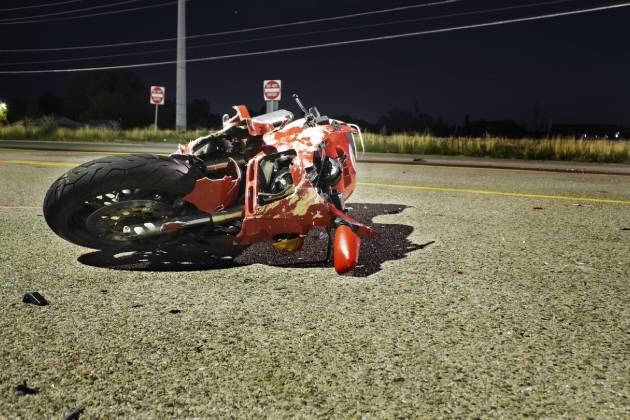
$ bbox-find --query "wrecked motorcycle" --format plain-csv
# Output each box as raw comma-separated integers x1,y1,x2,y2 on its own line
43,95,376,274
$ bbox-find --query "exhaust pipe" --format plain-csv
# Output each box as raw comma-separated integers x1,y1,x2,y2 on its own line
123,206,244,237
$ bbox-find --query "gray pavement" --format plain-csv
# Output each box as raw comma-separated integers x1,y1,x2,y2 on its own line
2,139,629,175
1,148,629,418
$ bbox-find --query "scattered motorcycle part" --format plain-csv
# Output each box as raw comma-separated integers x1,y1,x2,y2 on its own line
15,381,38,396
62,405,85,420
22,291,48,306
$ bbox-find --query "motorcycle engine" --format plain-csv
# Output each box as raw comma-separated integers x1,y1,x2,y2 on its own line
258,152,296,204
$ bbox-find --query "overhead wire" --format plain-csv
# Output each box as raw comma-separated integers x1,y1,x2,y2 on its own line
0,2,626,74
0,0,182,25
0,0,583,67
0,0,83,12
0,0,460,51
0,0,145,22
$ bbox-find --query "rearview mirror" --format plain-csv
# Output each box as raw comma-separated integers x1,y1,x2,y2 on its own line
333,225,361,274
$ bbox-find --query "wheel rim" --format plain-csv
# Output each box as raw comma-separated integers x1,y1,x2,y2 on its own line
77,189,181,245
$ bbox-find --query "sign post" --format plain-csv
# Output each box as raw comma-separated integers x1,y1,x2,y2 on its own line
150,86,166,130
263,80,281,113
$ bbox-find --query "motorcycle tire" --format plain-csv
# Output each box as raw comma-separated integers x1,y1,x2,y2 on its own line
43,154,204,249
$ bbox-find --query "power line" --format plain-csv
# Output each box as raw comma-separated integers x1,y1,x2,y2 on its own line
4,3,627,74
0,0,144,22
0,0,581,67
188,0,463,41
0,0,181,25
0,0,459,51
0,0,83,12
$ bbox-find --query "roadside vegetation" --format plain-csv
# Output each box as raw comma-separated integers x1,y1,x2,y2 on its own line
363,132,630,163
0,120,207,143
0,123,628,163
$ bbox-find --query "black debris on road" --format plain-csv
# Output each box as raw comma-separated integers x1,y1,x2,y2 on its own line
62,405,85,420
22,292,48,306
15,381,38,396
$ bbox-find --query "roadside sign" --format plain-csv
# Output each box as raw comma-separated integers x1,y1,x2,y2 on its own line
263,80,281,101
150,86,165,105
150,85,165,130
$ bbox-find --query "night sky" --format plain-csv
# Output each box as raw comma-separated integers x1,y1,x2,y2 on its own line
1,0,629,126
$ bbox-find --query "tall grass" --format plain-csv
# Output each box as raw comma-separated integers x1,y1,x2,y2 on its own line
0,124,628,163
0,125,206,143
363,132,630,163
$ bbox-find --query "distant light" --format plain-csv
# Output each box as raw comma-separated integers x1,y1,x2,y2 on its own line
615,131,620,139
0,102,6,111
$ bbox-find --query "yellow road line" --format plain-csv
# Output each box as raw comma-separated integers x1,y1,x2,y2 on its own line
0,159,78,168
360,161,629,176
0,205,40,210
361,161,541,174
2,148,626,176
1,159,628,206
357,182,630,205
0,147,135,155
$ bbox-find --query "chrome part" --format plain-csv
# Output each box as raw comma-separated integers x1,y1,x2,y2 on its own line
86,199,175,243
157,207,245,234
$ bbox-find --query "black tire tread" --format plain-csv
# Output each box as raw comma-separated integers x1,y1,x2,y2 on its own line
44,154,203,248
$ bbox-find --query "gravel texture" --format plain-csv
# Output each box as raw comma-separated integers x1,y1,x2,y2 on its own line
0,150,629,418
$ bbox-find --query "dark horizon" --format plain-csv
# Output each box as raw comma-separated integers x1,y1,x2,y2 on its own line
1,0,629,128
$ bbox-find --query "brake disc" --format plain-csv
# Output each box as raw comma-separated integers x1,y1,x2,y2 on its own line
86,199,175,243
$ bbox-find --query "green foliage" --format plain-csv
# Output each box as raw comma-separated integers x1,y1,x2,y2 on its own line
0,124,209,143
39,115,57,135
362,132,630,163
0,125,627,162
0,102,7,124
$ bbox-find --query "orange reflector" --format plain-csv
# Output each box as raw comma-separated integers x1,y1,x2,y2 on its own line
272,237,305,253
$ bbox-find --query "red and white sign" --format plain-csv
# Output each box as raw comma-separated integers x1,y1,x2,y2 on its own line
263,80,281,101
150,86,165,105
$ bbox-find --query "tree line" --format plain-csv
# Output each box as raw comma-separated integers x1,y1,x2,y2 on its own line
3,70,626,139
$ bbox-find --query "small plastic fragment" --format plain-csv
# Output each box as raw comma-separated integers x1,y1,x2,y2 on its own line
129,304,143,308
622,228,630,231
456,271,464,275
15,381,38,396
22,292,48,306
169,309,181,314
532,207,544,210
62,405,85,420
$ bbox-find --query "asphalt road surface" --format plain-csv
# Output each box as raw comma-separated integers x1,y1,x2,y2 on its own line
1,148,629,418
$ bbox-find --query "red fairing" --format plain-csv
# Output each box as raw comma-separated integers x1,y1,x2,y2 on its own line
183,159,241,213
184,177,240,213
234,152,332,244
173,102,376,274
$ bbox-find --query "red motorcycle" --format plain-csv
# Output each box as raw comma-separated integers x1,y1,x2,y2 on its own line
44,95,376,274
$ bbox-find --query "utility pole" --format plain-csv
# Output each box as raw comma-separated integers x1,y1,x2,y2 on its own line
175,0,187,131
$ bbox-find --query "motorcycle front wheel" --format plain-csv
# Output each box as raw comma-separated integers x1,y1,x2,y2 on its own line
43,154,204,250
